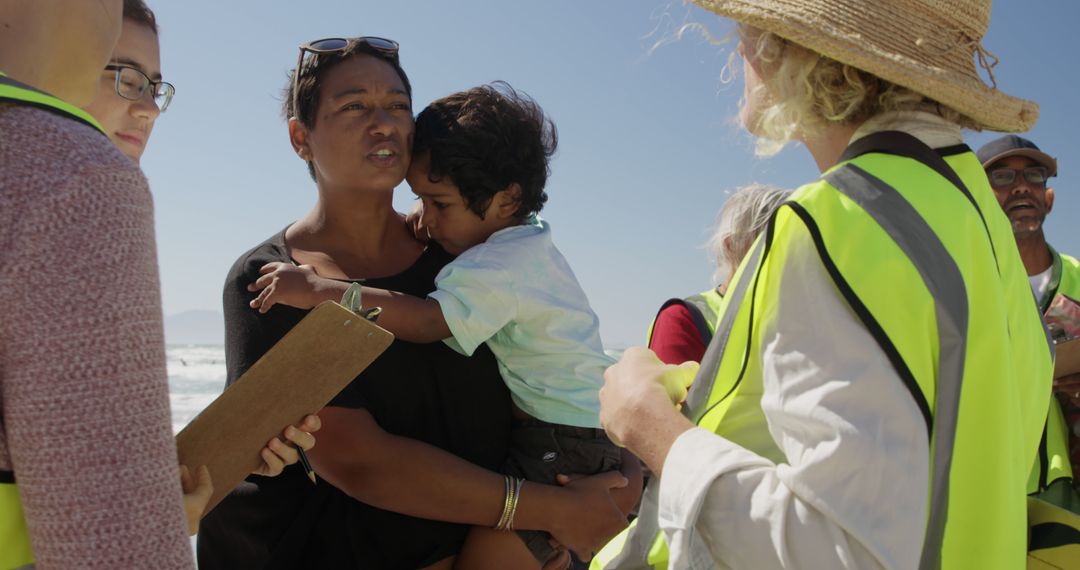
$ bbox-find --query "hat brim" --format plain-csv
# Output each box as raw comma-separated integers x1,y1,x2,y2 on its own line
693,0,1039,133
980,148,1058,177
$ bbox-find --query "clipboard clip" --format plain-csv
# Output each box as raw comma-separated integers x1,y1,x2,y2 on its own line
342,282,382,322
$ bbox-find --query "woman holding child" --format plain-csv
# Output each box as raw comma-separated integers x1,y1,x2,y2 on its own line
198,38,637,569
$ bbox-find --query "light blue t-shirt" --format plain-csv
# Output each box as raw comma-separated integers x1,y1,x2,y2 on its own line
428,216,613,428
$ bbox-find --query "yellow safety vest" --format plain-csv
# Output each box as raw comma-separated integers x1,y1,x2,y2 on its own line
596,132,1053,569
1029,248,1080,500
0,71,106,570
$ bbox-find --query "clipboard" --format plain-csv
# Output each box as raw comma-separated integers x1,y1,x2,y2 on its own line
176,301,394,513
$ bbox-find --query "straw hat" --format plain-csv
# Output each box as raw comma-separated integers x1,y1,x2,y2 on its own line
691,0,1038,132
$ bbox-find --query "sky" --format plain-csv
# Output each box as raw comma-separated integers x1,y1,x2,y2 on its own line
143,1,1080,348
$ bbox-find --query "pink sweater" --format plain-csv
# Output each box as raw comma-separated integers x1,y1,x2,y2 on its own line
0,104,193,568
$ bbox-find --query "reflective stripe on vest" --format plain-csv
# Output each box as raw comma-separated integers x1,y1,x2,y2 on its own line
596,133,1053,569
820,164,966,567
683,289,723,336
0,73,105,135
595,242,768,570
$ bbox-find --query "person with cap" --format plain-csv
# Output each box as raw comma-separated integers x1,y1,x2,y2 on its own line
596,1,1052,569
977,134,1080,511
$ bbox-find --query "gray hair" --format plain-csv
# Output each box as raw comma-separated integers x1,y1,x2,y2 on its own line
709,183,791,284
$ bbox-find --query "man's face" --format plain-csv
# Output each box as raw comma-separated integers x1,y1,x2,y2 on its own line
987,155,1055,238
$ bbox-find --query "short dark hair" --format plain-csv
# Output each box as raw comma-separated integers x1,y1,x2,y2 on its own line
414,82,555,219
282,40,412,181
283,41,412,129
123,0,158,34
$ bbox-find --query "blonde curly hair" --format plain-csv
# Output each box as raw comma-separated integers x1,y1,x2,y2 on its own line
739,25,978,156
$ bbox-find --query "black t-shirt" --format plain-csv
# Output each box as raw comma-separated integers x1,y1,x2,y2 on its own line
197,229,511,570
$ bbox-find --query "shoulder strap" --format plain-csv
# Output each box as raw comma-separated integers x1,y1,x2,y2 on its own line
839,130,1000,272
652,298,712,348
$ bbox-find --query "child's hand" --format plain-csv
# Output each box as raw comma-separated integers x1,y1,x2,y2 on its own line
253,414,321,477
179,464,213,535
248,262,325,313
405,202,430,243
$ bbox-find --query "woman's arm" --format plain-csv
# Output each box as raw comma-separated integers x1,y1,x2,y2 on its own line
600,236,929,570
310,406,630,559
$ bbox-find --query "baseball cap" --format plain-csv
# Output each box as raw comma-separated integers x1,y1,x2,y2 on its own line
976,135,1058,177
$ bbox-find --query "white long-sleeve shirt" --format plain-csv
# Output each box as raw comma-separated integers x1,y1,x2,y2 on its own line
657,113,962,569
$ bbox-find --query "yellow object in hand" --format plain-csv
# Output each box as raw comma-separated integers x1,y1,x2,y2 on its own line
660,362,700,404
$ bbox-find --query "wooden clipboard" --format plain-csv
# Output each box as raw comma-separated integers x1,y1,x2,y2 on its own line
176,301,393,513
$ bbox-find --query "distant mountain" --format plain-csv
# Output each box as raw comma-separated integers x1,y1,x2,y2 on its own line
165,310,224,345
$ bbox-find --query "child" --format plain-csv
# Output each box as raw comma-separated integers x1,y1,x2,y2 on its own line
248,82,623,567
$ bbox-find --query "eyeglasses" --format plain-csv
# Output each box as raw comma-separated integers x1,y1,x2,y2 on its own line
290,36,400,119
104,64,175,112
987,166,1050,189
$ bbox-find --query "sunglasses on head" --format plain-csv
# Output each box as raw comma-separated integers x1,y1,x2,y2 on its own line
987,166,1050,189
290,36,400,118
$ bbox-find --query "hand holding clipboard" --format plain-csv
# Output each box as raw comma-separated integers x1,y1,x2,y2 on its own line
175,300,393,515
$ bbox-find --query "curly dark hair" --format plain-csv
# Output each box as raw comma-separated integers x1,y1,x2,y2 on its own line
413,82,555,219
282,39,412,181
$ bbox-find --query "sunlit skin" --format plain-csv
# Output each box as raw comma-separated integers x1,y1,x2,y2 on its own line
246,156,521,341
0,0,123,106
82,18,162,163
289,54,414,197
988,155,1055,239
738,40,769,136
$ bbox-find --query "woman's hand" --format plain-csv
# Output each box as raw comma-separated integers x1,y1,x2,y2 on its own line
544,470,629,561
248,262,340,313
252,414,321,477
179,464,213,535
599,347,696,475
555,450,644,518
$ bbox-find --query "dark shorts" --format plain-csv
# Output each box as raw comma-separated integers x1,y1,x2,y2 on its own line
502,418,622,563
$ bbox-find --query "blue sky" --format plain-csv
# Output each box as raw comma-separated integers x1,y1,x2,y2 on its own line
144,1,1080,348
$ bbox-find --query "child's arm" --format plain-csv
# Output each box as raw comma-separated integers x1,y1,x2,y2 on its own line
248,262,452,343
358,287,452,343
248,262,349,311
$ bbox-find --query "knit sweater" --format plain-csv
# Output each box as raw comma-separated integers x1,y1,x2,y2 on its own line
0,104,193,568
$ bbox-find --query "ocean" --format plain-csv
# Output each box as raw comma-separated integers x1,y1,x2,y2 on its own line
167,344,227,434
168,343,629,433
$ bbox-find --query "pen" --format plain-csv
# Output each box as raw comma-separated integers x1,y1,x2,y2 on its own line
296,446,317,485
